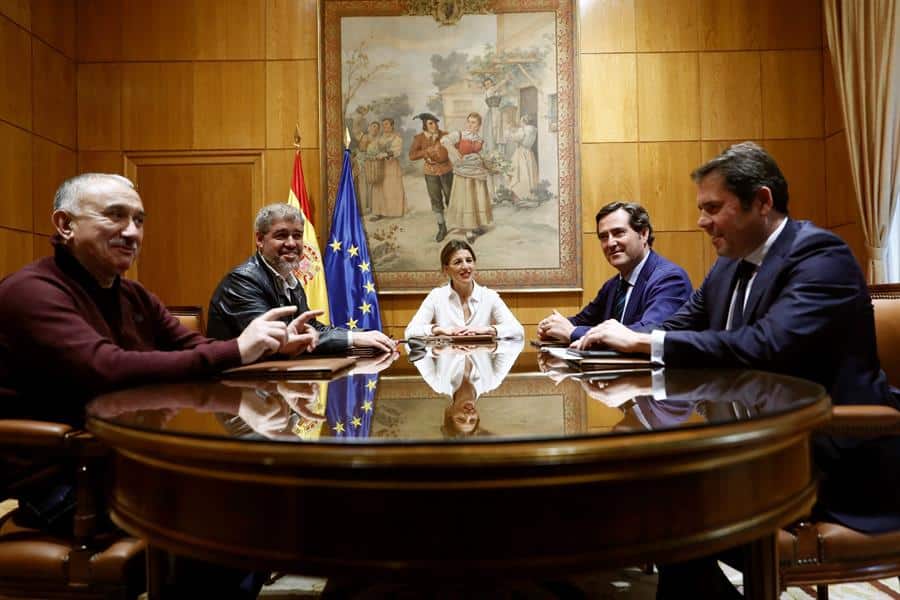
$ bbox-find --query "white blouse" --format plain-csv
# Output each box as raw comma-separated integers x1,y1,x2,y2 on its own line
404,281,524,340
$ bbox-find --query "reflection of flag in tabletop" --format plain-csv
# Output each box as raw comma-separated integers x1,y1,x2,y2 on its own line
325,149,383,332
325,374,376,437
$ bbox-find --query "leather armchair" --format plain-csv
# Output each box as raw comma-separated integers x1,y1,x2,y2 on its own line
0,421,145,599
779,284,900,599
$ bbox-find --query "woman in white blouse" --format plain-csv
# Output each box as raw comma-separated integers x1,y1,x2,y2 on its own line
405,240,524,339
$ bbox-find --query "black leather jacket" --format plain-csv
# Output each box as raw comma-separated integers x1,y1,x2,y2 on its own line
207,253,349,354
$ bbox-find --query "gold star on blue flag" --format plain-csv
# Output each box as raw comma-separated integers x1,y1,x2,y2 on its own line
324,149,383,331
326,374,376,438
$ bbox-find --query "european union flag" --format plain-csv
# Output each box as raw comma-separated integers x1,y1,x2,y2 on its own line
325,374,376,438
324,149,383,332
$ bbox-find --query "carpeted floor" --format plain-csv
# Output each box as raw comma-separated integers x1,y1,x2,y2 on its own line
258,567,900,599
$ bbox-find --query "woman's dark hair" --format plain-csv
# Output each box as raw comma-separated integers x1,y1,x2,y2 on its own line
440,239,476,266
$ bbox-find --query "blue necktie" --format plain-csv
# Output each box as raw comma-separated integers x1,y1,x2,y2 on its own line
729,260,756,330
612,278,629,321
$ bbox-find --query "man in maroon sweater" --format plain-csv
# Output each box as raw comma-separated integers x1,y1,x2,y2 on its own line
0,173,315,421
0,173,313,598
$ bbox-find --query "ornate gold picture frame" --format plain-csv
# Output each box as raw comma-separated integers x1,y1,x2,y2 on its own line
322,0,580,292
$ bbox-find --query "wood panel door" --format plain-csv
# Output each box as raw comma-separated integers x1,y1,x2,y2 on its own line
126,152,263,310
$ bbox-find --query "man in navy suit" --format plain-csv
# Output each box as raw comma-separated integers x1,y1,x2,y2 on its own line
537,202,692,343
575,142,897,599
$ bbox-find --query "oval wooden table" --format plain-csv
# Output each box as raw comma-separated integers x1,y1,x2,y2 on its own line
87,354,830,599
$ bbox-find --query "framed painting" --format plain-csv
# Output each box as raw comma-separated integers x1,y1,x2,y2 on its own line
322,0,580,292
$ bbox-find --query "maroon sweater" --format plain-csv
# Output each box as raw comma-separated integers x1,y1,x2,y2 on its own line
0,245,241,416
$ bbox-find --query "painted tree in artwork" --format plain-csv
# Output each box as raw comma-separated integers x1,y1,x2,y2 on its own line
342,41,397,120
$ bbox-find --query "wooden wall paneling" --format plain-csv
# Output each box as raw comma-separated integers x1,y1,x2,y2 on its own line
0,0,29,29
638,141,701,231
761,50,823,139
77,62,122,150
263,147,323,221
0,227,33,278
580,143,639,232
125,152,263,308
513,291,584,326
582,232,618,305
699,139,764,162
121,0,195,61
32,39,77,148
825,131,856,227
78,151,125,175
654,231,708,288
266,0,318,60
32,137,77,236
830,222,866,272
31,0,76,58
0,15,31,129
765,139,826,226
192,61,266,149
33,233,52,260
698,0,763,51
380,294,424,330
699,52,761,140
760,0,821,50
637,52,699,141
578,0,635,53
823,50,843,136
0,121,32,231
635,0,699,52
76,0,123,62
266,59,319,149
193,0,265,60
122,62,193,150
263,148,294,206
580,54,637,143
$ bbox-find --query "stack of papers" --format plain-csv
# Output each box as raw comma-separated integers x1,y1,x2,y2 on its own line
543,346,654,372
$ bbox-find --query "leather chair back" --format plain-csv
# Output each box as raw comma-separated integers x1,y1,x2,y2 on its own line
871,284,900,387
168,305,205,335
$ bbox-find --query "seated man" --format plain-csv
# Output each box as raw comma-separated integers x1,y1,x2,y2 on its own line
537,202,691,343
574,142,896,598
0,174,301,417
207,203,395,354
0,173,308,598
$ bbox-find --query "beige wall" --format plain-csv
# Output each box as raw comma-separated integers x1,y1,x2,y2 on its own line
0,0,865,337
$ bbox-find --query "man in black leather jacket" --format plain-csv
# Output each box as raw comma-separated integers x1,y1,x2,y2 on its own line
208,204,395,355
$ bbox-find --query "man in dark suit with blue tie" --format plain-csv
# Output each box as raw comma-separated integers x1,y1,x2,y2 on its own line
537,202,692,343
576,142,897,599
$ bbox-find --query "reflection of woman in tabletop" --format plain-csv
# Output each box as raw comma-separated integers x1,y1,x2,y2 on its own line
414,341,524,437
404,240,523,339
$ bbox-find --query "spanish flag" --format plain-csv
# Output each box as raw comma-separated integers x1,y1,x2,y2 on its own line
288,150,330,325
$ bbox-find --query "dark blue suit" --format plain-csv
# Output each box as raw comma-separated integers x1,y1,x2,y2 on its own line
569,250,692,341
659,219,892,409
657,221,898,544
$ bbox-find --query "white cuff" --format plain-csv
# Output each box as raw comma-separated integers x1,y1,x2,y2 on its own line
347,331,354,346
650,329,666,366
651,368,667,400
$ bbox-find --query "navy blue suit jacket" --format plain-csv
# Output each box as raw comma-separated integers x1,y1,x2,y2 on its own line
569,250,692,341
659,219,892,409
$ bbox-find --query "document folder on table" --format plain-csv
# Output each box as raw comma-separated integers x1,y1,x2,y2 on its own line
222,356,356,379
543,346,654,372
419,335,497,345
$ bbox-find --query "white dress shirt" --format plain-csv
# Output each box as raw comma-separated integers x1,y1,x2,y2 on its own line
404,280,524,340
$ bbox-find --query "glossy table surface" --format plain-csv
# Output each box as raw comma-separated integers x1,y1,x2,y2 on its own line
88,343,827,446
86,343,831,598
